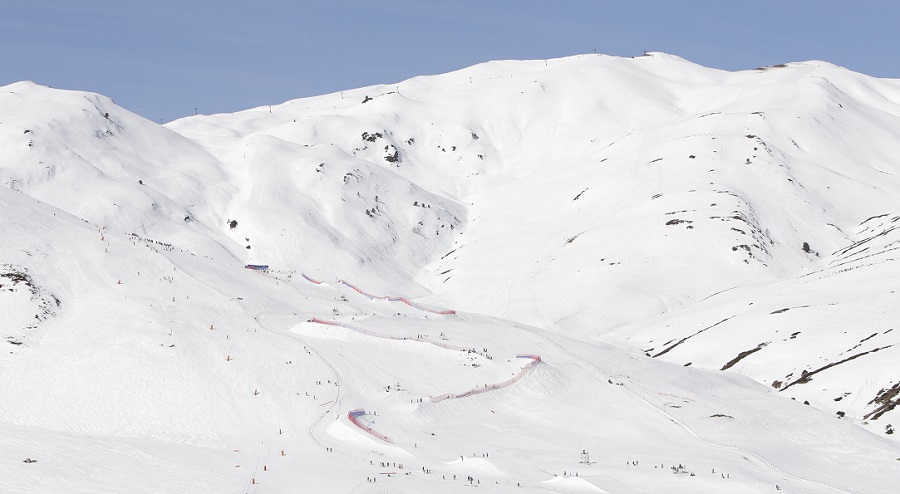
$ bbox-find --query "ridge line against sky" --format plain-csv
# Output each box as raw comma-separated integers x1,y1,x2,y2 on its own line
2,0,897,123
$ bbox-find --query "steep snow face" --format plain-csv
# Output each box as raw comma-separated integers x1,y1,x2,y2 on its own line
605,211,900,435
0,82,242,262
2,54,900,493
166,53,900,435
170,53,900,329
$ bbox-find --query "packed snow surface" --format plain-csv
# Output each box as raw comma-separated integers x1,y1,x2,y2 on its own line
1,53,899,493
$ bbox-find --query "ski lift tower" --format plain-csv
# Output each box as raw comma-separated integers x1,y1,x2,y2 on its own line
580,449,591,464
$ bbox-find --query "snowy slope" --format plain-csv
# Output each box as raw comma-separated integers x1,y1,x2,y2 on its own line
169,53,900,325
605,210,900,436
0,82,243,264
169,53,900,435
1,53,899,493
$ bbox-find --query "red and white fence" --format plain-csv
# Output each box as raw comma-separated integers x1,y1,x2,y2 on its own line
309,318,541,404
301,273,324,284
429,355,542,403
301,273,456,315
348,409,393,443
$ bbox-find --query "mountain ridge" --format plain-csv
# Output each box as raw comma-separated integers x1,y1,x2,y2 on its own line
1,53,899,492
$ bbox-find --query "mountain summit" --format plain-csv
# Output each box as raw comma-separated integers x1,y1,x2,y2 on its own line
2,53,898,493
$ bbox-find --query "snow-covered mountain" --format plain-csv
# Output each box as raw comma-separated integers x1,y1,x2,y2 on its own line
1,53,898,493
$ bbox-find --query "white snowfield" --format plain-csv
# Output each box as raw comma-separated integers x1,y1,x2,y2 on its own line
0,52,898,493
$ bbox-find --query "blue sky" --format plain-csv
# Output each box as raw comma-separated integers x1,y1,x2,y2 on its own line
2,1,897,123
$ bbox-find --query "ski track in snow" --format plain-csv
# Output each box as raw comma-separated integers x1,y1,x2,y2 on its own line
3,54,900,493
304,316,541,443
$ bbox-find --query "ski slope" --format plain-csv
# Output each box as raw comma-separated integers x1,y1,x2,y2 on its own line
1,53,899,492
